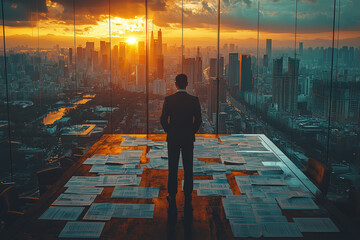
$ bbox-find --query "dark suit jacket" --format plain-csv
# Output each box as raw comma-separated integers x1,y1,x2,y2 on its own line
160,91,202,143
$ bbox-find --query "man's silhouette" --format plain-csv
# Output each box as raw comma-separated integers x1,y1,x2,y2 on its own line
160,74,202,207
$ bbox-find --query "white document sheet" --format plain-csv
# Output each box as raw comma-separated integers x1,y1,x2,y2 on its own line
261,222,303,237
111,187,159,198
64,187,104,195
276,197,320,210
59,221,105,238
52,194,97,206
230,223,262,238
39,206,84,220
83,203,116,220
293,217,340,232
112,203,155,218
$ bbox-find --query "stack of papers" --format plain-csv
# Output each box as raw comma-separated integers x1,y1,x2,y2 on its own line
111,187,159,198
59,222,105,238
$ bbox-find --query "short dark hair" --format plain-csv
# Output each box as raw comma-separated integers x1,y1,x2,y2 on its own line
175,74,188,89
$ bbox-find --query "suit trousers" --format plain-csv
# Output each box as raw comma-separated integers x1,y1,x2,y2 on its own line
167,141,194,197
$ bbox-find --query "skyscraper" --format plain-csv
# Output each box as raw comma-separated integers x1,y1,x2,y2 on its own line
266,39,272,60
272,57,283,109
209,57,224,78
68,48,72,65
228,53,239,88
299,42,303,56
239,54,252,93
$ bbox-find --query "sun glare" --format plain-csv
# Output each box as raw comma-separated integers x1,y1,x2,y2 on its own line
126,37,137,44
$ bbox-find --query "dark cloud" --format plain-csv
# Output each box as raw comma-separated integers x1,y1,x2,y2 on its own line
202,1,214,14
3,0,47,27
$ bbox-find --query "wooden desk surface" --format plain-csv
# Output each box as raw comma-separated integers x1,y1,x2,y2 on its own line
1,134,346,239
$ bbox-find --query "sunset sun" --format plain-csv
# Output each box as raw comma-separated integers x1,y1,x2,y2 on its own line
126,37,137,44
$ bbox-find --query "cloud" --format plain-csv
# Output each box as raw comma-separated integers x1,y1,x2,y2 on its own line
2,0,359,35
2,0,47,27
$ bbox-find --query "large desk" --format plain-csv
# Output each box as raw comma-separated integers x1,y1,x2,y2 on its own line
1,134,345,239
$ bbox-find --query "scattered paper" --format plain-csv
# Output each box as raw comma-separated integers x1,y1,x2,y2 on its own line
59,221,105,238
293,217,340,232
39,206,84,220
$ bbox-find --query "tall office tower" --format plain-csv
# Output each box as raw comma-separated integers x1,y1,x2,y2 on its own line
119,42,126,74
68,48,73,65
349,46,354,66
209,58,217,78
102,54,108,70
184,58,196,90
272,57,283,109
138,41,145,64
100,41,105,63
92,51,98,65
229,44,235,52
209,57,224,78
149,30,163,77
76,46,83,63
150,31,156,69
263,54,269,68
266,39,272,60
283,57,300,112
157,29,162,55
112,45,118,65
119,42,126,60
85,42,94,62
239,54,252,93
228,53,239,88
299,42,303,55
136,64,145,88
194,47,203,85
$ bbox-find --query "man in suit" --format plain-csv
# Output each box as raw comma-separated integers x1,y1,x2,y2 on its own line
160,74,202,207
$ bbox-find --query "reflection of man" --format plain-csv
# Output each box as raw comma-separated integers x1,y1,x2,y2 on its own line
160,74,202,208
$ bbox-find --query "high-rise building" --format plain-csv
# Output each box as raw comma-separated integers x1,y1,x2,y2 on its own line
263,54,269,68
239,54,252,92
272,57,283,109
76,46,83,63
136,64,145,88
209,57,224,78
112,45,118,63
68,48,73,65
228,53,239,88
299,42,303,55
266,39,272,60
194,47,203,85
150,29,164,79
272,57,299,112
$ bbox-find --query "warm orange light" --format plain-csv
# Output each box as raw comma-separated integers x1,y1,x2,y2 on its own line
126,37,137,44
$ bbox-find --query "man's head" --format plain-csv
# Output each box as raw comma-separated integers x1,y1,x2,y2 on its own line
175,74,188,89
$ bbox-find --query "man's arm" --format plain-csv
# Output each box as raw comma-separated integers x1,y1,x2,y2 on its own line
160,98,170,132
193,97,202,133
